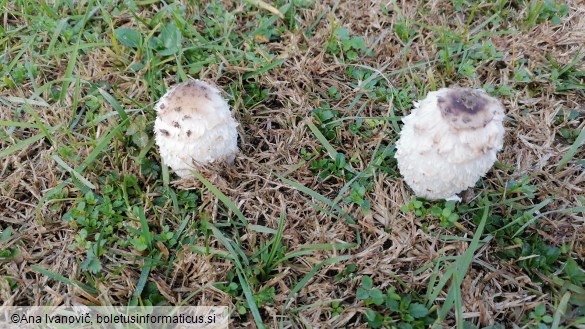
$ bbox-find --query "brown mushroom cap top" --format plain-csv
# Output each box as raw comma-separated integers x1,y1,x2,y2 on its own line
437,88,500,130
155,80,223,117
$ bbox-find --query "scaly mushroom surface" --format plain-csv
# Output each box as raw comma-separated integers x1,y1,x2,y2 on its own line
153,80,238,178
395,87,505,200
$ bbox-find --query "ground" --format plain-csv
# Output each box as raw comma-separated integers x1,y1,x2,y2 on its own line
1,0,584,328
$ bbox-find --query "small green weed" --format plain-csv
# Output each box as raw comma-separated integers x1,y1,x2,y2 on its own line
562,259,585,286
62,173,199,274
394,19,418,43
344,178,373,211
309,153,348,180
525,303,554,329
138,281,169,306
357,275,436,328
125,115,150,150
312,104,342,140
541,51,585,92
524,0,569,28
335,263,357,281
310,106,378,211
400,198,461,228
325,25,370,60
331,300,345,317
436,38,506,79
0,227,18,261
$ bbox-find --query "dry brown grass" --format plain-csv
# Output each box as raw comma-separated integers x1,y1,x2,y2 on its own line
1,0,584,328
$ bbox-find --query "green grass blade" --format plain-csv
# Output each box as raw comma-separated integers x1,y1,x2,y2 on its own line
0,120,40,129
0,133,45,158
281,242,357,262
162,163,170,186
22,102,54,145
433,202,490,326
306,120,358,175
137,207,153,247
98,88,129,122
243,58,285,79
556,126,585,172
59,39,81,102
248,224,278,234
551,291,570,329
78,117,129,173
236,267,265,329
2,96,49,107
191,171,249,227
130,261,153,304
495,197,552,233
265,209,286,269
47,18,70,54
32,265,98,295
207,222,249,266
512,206,585,238
427,263,457,308
52,154,96,190
205,222,263,328
170,215,193,248
286,255,351,306
189,245,233,260
298,242,357,251
259,162,356,225
453,270,463,329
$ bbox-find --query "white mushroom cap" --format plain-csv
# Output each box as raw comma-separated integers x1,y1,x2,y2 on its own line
394,87,505,200
153,79,238,178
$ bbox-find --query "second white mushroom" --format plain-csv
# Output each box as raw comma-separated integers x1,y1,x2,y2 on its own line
395,87,506,201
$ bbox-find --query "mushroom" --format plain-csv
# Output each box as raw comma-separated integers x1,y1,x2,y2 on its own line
394,87,505,201
153,79,239,178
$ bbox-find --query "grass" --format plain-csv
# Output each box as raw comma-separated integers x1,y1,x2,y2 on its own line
1,0,584,328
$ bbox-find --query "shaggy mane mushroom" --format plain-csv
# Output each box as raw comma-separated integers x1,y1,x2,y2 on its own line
153,80,239,178
395,87,506,201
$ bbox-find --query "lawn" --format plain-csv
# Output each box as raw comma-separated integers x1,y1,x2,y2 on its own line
1,0,584,328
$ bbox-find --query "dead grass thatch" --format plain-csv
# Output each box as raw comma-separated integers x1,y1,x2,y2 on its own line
1,0,584,327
